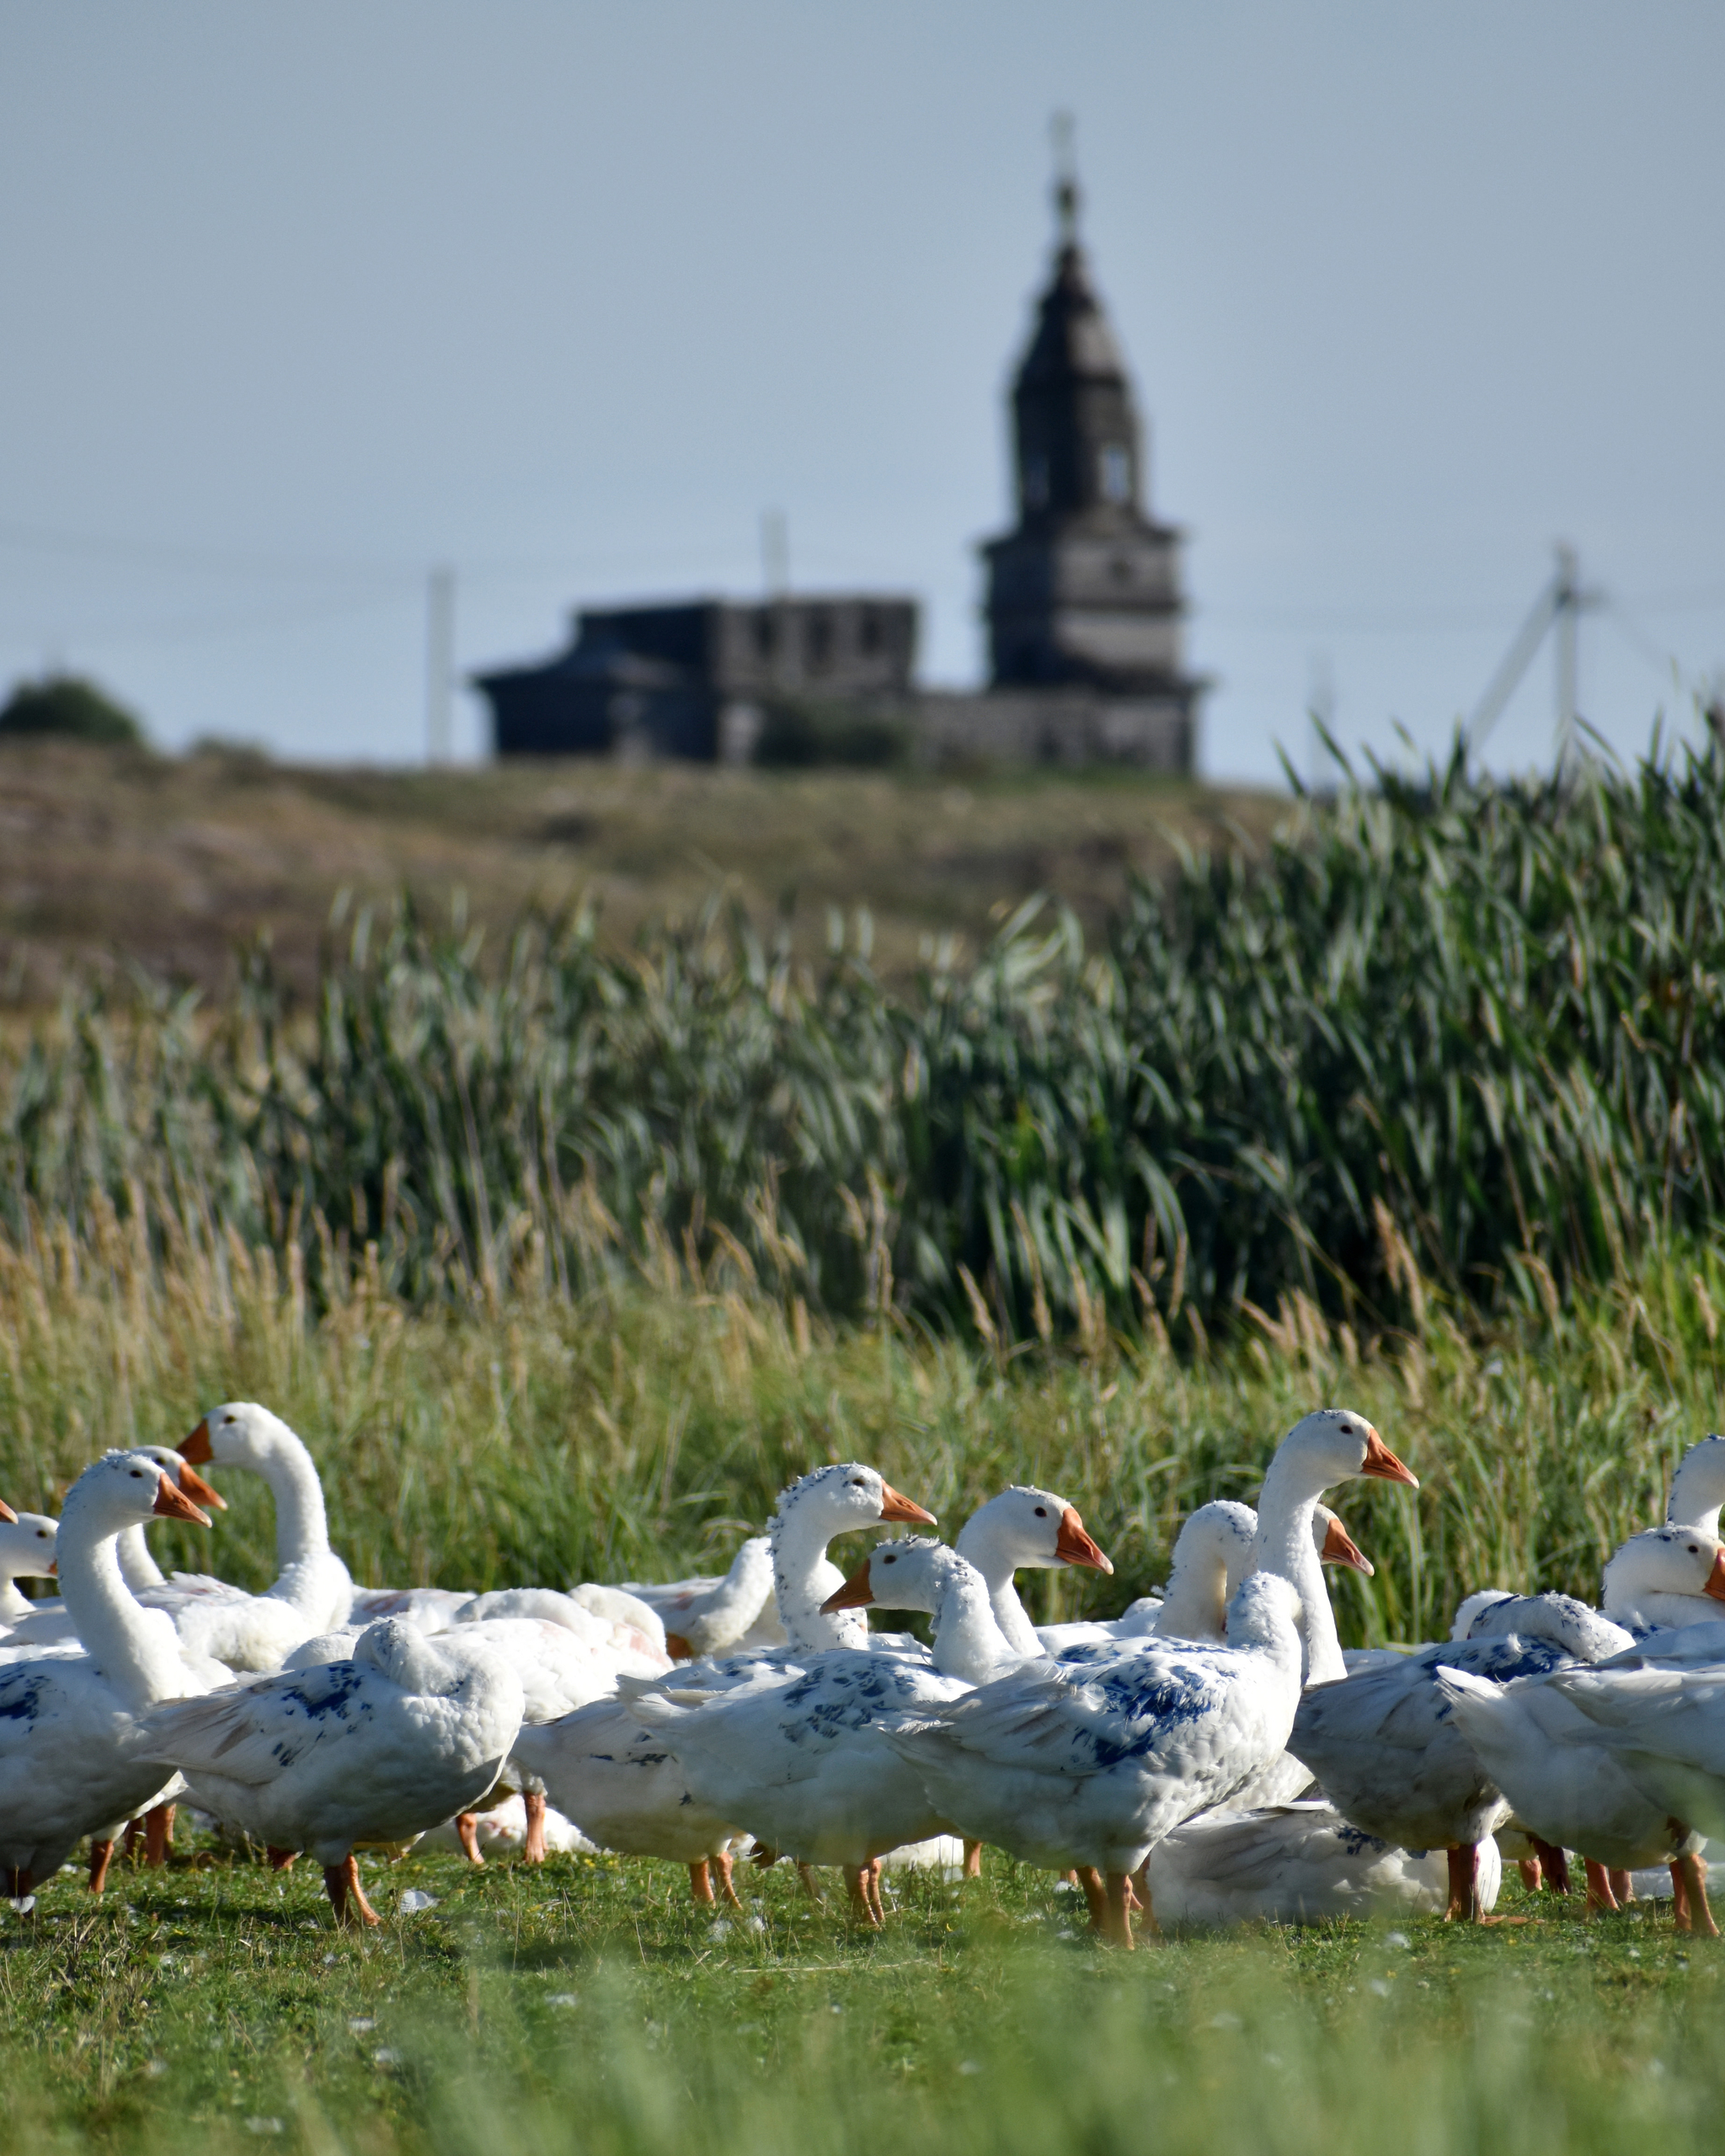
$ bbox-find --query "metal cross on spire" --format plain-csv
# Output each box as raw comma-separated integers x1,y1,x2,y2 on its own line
1050,110,1081,246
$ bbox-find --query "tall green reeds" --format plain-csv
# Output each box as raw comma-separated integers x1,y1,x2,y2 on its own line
7,725,1725,1343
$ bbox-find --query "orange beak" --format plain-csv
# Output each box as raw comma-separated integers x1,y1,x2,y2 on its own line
179,1417,214,1465
152,1474,212,1529
1055,1507,1114,1575
820,1558,877,1612
664,1632,695,1661
1704,1550,1725,1604
45,1561,56,1576
878,1483,937,1527
1360,1429,1419,1488
175,1460,227,1512
0,1500,15,1524
1320,1514,1375,1576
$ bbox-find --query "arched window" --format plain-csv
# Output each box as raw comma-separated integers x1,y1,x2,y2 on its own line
1098,443,1132,504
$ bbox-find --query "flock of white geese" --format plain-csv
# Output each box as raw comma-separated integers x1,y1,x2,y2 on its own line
4,1402,1725,1949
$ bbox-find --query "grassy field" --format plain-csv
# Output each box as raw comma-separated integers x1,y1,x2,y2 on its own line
3,1824,1719,2156
0,739,1279,1002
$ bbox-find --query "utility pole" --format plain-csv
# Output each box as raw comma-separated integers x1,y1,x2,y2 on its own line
760,510,788,600
425,564,455,766
1308,650,1335,794
1553,542,1580,774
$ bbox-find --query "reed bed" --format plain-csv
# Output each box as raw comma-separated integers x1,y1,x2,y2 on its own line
2,1208,1720,1644
8,728,1725,1348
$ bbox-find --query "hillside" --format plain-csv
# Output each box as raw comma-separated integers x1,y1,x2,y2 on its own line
0,739,1285,1002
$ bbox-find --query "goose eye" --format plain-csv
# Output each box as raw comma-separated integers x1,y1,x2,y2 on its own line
130,1470,143,1479
1034,1507,1047,1517
884,1556,897,1565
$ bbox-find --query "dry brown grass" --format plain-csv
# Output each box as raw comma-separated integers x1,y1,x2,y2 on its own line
0,739,1284,1002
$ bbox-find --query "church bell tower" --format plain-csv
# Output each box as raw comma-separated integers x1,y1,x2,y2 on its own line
981,136,1204,739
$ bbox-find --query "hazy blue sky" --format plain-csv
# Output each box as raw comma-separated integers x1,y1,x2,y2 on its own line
3,3,1722,783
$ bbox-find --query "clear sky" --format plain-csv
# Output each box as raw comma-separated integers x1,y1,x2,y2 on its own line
3,3,1722,784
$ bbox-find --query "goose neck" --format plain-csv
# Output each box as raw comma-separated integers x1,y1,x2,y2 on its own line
0,1577,32,1620
116,1523,167,1591
1250,1456,1343,1685
251,1436,332,1571
928,1569,1019,1683
953,1515,1052,1657
771,1504,865,1652
58,1515,189,1707
1153,1548,1231,1643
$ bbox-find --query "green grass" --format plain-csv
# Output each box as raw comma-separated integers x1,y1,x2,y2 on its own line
3,1827,1720,2156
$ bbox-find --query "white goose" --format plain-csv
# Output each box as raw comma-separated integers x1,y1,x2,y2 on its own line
1034,1501,1372,1655
628,1538,1025,1923
10,1449,225,1636
880,1569,1307,1947
1146,1797,1502,1925
441,1602,672,1863
0,1509,57,1626
948,1487,1115,1655
1665,1435,1725,1535
616,1538,783,1658
1602,1527,1725,1635
506,1460,936,1905
873,1407,1415,1945
139,1616,525,1924
11,1407,355,1674
0,1453,219,1899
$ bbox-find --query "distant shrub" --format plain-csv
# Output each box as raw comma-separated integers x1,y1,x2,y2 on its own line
0,673,146,747
755,697,907,769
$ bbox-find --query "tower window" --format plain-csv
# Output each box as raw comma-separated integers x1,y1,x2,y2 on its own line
1099,444,1132,504
806,609,835,672
1023,454,1049,510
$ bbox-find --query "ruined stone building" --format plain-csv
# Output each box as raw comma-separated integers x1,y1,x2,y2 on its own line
475,167,1204,771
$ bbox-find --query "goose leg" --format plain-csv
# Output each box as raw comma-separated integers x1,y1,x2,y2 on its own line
266,1846,299,1872
1529,1839,1570,1895
687,1860,715,1905
454,1814,485,1867
712,1849,744,1911
797,1862,825,1904
143,1804,176,1867
1583,1859,1620,1914
962,1840,983,1879
1103,1871,1135,1951
1075,1866,1108,1931
521,1791,548,1865
868,1859,887,1924
844,1865,882,1928
1517,1858,1542,1894
88,1839,115,1895
121,1818,144,1862
1609,1867,1636,1906
1444,1844,1482,1922
1674,1852,1718,1938
323,1854,382,1927
3,1867,32,1900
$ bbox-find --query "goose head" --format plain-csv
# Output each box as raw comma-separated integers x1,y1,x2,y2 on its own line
131,1444,227,1515
1268,1409,1418,1495
772,1463,937,1539
0,1510,58,1580
821,1535,973,1616
72,1449,214,1534
954,1485,1114,1577
1603,1526,1725,1617
1315,1505,1374,1575
179,1401,303,1471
